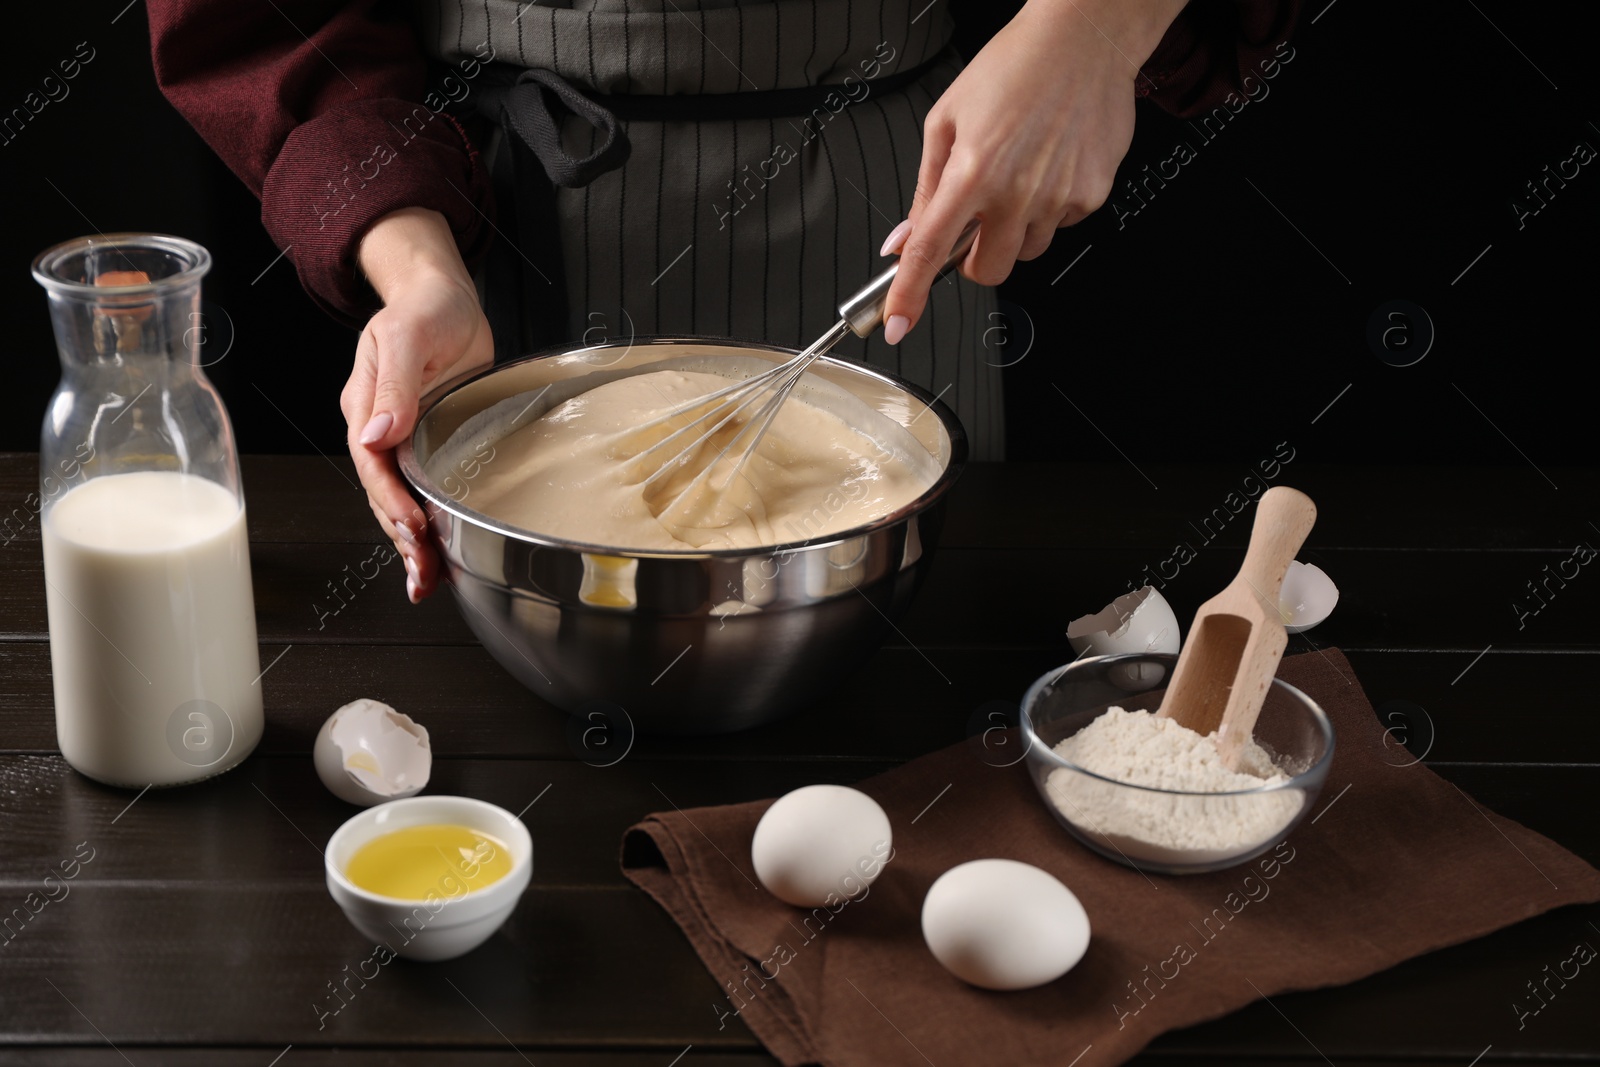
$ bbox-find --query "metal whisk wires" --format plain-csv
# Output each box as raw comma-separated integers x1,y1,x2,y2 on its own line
622,220,979,521
626,319,854,515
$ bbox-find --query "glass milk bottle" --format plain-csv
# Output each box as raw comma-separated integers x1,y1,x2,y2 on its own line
33,234,263,787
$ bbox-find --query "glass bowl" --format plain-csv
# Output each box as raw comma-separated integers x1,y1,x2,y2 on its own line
1020,653,1334,875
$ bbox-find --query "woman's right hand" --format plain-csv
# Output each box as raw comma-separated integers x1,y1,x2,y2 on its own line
342,207,494,603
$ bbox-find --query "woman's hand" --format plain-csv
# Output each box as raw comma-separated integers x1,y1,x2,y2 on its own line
880,0,1188,344
342,207,493,603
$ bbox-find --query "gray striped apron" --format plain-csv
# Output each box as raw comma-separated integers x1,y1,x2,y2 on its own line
419,0,1004,459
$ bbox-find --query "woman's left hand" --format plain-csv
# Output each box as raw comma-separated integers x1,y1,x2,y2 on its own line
880,0,1188,344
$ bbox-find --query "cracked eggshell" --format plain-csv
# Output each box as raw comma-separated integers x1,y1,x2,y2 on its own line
1067,587,1181,657
314,699,432,807
1067,587,1180,689
1280,561,1339,634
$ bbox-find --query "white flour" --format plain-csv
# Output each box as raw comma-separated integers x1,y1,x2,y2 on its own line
1045,707,1304,865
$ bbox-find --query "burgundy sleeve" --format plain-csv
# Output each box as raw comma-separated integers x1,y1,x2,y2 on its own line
146,0,494,326
1139,0,1303,117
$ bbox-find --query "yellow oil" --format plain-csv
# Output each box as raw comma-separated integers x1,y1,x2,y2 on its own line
345,823,513,900
580,553,637,608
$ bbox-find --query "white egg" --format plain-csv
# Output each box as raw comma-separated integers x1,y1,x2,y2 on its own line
750,785,893,908
1279,561,1339,633
313,699,432,807
921,859,1090,991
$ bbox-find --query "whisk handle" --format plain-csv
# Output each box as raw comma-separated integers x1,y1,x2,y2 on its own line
837,219,983,338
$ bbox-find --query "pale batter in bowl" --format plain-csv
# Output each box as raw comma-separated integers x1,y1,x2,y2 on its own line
464,369,936,551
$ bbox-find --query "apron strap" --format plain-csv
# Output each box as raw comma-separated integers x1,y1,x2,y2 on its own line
473,51,948,189
479,69,633,189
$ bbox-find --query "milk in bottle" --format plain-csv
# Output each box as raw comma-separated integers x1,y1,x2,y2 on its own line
33,234,263,786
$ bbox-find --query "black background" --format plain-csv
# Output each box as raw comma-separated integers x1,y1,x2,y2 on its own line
3,1,1594,472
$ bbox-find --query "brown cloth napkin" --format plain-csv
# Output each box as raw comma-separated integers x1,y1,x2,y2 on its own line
621,650,1600,1066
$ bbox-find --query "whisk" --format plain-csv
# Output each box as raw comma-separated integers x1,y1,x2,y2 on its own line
625,220,981,517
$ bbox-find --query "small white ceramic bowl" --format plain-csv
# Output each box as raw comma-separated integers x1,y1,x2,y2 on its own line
325,795,533,961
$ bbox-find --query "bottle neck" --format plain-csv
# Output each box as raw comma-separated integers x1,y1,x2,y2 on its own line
34,233,215,376
48,279,205,374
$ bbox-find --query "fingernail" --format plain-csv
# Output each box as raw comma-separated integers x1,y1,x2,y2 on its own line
395,520,416,544
405,557,420,583
359,411,393,446
884,314,910,345
880,219,913,257
406,574,418,603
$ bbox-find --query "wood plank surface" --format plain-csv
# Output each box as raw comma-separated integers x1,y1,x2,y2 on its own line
1,756,1591,891
3,541,1599,653
1,881,1594,1056
2,454,1596,1064
2,645,1597,766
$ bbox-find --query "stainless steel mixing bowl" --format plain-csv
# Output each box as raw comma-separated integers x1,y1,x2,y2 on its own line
397,337,966,733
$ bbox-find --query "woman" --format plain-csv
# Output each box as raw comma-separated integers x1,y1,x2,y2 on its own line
148,0,1297,602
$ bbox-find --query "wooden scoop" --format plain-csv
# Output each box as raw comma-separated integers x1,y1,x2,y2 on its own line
1157,486,1317,770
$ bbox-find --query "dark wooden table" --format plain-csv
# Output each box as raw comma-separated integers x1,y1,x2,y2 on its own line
2,453,1596,1065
